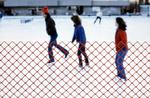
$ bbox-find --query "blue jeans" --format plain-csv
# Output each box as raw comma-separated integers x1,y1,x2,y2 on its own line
115,48,128,80
48,35,68,61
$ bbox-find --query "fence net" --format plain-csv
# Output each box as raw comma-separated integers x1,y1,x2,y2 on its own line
0,41,150,98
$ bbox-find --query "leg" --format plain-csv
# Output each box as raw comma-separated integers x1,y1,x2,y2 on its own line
115,48,128,80
54,42,69,58
80,43,89,65
96,17,101,24
48,36,57,63
48,41,55,63
94,17,98,24
78,44,83,67
99,17,101,23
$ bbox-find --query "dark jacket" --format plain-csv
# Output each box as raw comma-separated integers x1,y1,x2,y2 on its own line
45,13,58,36
72,25,86,43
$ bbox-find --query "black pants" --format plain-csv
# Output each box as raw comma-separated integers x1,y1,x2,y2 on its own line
94,16,101,24
77,43,89,66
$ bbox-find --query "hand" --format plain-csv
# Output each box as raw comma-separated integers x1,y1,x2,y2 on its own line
72,40,74,43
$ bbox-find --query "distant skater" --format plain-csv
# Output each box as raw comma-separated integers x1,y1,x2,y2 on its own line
71,15,89,68
94,11,102,24
0,11,3,21
42,7,69,63
115,17,128,81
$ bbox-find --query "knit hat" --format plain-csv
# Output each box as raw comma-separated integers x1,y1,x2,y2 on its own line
42,6,49,14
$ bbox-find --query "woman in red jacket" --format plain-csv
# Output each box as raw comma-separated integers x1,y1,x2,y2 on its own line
115,17,128,81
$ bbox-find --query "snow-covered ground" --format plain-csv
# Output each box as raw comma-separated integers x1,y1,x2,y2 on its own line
0,16,150,98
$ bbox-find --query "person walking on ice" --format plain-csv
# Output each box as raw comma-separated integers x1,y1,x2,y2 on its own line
115,17,128,81
42,7,69,63
0,10,3,22
71,15,89,68
94,11,102,24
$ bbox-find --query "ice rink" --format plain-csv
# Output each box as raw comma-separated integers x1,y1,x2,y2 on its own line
0,16,150,98
0,15,150,41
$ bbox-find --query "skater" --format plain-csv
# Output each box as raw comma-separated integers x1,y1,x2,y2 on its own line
0,10,3,21
71,15,89,68
94,11,102,24
42,7,69,63
115,17,128,81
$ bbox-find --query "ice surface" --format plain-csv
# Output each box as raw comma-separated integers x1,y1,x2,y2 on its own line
0,16,150,98
0,16,150,42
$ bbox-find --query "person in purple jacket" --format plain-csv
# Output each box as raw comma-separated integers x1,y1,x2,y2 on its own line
71,15,89,68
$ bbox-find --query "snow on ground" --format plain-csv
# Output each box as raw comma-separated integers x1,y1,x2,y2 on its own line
0,16,150,98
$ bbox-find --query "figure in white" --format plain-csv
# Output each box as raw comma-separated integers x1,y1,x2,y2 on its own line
94,11,102,24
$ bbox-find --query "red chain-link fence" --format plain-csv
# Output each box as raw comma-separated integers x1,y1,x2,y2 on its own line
0,41,150,98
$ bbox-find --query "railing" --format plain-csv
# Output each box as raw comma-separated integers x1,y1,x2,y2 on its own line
0,41,149,98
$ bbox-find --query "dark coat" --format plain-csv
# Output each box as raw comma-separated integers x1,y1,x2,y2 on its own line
45,13,58,36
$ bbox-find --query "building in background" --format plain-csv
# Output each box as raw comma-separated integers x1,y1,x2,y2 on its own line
1,0,130,16
122,0,150,16
0,0,3,7
140,0,150,16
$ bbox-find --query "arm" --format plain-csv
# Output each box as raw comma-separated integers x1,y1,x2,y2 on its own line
72,28,77,43
72,33,76,43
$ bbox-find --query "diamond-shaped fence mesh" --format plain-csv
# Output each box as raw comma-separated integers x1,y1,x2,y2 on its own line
0,41,149,98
